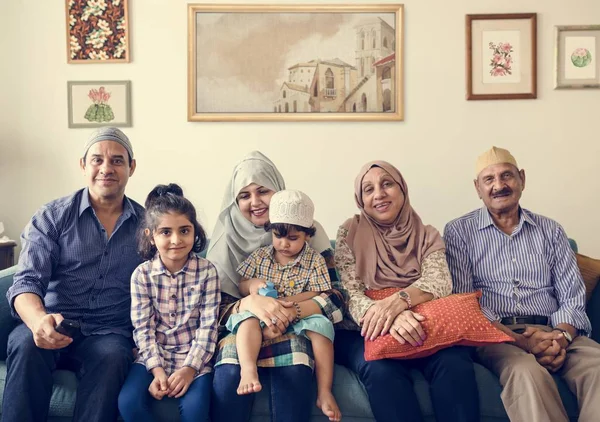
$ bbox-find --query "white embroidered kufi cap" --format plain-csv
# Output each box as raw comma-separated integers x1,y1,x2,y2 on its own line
269,190,314,229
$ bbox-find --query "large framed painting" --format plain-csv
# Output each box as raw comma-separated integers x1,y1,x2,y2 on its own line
555,25,600,89
66,0,130,63
187,4,404,121
466,13,537,100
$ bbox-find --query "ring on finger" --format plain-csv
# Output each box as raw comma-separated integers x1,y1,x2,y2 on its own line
271,317,278,325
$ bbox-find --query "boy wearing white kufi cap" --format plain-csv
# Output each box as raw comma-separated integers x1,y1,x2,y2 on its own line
225,190,342,421
444,146,600,422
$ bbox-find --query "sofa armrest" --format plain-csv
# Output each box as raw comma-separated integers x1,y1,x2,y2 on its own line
587,282,600,343
0,265,18,360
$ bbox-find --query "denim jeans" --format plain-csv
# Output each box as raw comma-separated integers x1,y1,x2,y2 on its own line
2,323,133,422
211,363,313,422
118,363,212,422
334,329,480,422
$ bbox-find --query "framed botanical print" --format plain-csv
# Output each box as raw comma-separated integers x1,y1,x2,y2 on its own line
66,0,130,63
555,25,600,89
466,13,537,100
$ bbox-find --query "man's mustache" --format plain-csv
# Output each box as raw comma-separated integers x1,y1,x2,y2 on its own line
491,188,512,198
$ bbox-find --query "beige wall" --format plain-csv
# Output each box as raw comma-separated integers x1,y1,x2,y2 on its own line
1,1,599,259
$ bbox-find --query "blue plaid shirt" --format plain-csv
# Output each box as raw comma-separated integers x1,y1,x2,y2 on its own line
7,188,144,337
444,207,591,335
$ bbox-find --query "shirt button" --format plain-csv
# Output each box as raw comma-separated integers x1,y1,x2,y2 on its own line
170,313,176,318
190,287,194,291
512,257,516,262
104,251,108,256
171,294,176,299
99,275,103,279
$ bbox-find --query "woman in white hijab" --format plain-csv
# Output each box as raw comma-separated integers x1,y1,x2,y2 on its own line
208,151,344,422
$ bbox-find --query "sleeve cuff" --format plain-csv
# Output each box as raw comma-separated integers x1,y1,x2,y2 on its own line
145,355,162,371
550,309,591,336
8,288,45,319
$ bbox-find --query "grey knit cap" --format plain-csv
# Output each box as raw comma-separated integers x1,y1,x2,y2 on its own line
83,127,133,160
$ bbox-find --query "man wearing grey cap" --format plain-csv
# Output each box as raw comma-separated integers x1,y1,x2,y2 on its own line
4,127,144,422
444,146,600,421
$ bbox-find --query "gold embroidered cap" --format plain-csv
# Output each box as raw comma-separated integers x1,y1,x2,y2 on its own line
475,146,518,177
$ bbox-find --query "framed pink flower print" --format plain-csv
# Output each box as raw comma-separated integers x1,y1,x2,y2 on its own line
466,13,537,100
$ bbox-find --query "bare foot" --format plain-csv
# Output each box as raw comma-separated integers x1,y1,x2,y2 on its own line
316,391,342,421
237,366,262,395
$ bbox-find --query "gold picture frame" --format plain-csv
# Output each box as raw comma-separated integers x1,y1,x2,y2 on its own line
187,3,404,121
66,0,130,63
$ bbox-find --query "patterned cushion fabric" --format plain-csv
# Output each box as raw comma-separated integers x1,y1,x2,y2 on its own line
363,290,513,361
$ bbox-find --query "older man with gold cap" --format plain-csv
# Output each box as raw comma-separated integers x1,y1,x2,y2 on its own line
3,127,144,422
444,146,600,421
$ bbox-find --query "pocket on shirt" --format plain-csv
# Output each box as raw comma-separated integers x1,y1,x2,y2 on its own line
520,254,551,287
184,285,202,313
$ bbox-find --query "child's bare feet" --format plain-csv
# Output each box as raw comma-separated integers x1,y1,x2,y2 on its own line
237,366,262,395
316,391,342,421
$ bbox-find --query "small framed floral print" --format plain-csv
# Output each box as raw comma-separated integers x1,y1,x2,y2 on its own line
66,0,130,63
466,13,537,100
68,81,132,128
555,25,600,89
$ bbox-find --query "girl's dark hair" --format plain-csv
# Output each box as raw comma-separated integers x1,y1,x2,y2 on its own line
138,183,207,260
264,222,316,237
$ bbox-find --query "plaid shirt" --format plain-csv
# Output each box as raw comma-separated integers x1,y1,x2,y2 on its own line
131,253,220,376
237,243,331,297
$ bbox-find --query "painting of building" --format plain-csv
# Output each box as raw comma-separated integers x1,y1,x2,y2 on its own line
189,5,403,120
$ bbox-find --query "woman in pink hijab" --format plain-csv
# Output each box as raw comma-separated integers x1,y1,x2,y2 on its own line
333,161,479,422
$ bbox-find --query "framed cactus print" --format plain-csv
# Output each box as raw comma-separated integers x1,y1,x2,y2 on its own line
466,13,537,100
66,0,130,63
187,3,404,122
555,25,600,89
67,81,132,128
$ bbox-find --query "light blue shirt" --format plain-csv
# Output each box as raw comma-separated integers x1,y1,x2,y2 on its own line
7,188,144,337
444,207,591,335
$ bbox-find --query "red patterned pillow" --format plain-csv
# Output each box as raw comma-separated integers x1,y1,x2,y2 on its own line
363,289,513,361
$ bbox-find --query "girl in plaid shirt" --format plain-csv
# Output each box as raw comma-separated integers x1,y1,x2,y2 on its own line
118,184,220,422
227,190,341,422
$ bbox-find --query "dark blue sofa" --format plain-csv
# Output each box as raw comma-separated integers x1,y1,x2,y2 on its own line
0,240,596,421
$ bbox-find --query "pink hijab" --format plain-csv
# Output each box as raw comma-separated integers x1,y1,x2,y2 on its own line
344,161,445,290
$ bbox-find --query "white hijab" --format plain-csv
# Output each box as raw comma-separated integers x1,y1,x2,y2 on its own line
207,151,331,298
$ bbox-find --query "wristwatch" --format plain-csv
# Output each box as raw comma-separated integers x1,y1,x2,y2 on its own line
553,328,573,344
397,290,412,309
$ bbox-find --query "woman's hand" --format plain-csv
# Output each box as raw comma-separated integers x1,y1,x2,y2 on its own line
389,310,427,347
242,295,294,332
360,295,408,341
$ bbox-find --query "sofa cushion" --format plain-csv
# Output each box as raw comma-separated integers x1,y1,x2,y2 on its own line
363,291,513,360
0,266,18,361
576,253,600,302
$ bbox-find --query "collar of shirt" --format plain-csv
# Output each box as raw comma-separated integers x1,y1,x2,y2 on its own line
266,242,310,269
78,187,139,221
149,252,196,278
477,206,537,235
